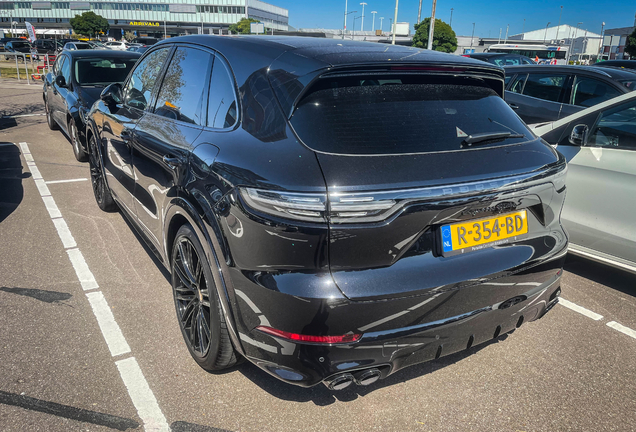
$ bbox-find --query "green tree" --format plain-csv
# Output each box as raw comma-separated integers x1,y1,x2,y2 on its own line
229,18,261,35
624,28,636,59
69,11,109,38
412,18,458,53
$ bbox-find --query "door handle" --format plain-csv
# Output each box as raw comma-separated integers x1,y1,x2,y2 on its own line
163,155,184,169
508,103,519,110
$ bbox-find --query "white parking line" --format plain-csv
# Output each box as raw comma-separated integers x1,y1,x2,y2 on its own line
558,298,604,321
19,142,170,431
115,357,169,432
46,178,89,184
606,321,636,340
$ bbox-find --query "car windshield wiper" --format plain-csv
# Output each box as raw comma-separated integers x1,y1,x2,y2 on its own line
462,131,525,147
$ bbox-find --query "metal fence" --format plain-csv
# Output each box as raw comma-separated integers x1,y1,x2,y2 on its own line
0,52,54,85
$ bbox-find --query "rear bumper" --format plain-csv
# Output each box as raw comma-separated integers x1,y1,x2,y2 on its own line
239,271,563,388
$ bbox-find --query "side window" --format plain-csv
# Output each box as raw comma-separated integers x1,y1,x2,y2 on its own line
588,100,636,150
509,74,527,94
207,55,238,129
154,47,213,125
504,75,512,86
60,55,71,83
53,55,64,75
523,74,568,102
572,77,622,108
123,47,170,111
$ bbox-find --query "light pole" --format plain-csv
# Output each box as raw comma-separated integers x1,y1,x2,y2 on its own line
449,8,453,27
504,24,509,43
391,0,398,45
598,21,605,61
360,2,367,32
523,18,525,34
417,0,423,24
380,17,384,32
353,15,361,39
470,22,475,51
344,0,348,38
343,10,357,39
543,22,551,44
498,28,501,44
556,5,563,42
427,0,437,50
371,11,377,32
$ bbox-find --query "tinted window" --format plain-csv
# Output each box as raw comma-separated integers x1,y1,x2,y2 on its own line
154,47,213,125
291,77,532,155
207,56,238,128
60,55,71,83
53,55,64,75
572,77,622,107
74,57,138,86
509,74,527,94
123,47,169,111
523,74,568,102
588,100,636,150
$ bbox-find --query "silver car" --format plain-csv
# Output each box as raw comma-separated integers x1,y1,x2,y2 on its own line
535,92,636,273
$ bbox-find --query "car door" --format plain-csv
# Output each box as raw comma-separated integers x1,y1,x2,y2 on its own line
50,54,71,129
131,45,212,247
100,46,172,216
556,98,636,264
560,75,624,119
506,71,572,124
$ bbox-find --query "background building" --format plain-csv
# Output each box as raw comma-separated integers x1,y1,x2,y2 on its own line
601,25,635,60
0,0,288,39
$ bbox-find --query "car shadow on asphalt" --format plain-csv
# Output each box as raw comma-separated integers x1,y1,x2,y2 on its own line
236,334,510,405
564,254,636,298
0,142,29,224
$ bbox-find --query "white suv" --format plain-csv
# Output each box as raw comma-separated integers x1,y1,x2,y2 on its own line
104,41,129,50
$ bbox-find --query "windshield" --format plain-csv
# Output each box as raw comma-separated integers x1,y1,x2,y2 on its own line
74,57,137,86
290,76,531,155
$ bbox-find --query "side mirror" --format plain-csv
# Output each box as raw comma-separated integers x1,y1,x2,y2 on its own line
100,83,123,106
569,124,589,146
55,75,66,88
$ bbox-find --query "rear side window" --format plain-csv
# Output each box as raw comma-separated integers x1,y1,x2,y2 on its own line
290,76,531,155
572,77,622,107
154,47,213,125
523,74,568,102
207,55,238,129
509,74,527,94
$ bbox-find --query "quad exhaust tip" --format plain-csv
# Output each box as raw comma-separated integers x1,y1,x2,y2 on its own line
326,368,382,390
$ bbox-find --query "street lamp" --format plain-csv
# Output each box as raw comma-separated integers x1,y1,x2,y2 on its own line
343,9,357,39
391,0,398,45
598,21,605,61
556,5,563,41
427,0,437,50
450,8,454,27
352,15,361,39
371,11,377,32
470,22,475,50
360,2,367,32
380,17,384,32
543,22,551,44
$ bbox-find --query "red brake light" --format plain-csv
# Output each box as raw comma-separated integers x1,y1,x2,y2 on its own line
256,326,362,344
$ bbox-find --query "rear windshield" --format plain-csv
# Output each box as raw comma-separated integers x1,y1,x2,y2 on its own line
12,42,30,49
74,58,137,86
75,44,92,50
290,76,531,155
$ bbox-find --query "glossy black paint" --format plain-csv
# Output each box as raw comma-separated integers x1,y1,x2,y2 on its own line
504,64,636,124
42,50,141,154
87,36,567,388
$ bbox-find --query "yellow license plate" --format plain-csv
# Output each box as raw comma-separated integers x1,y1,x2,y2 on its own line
440,210,528,256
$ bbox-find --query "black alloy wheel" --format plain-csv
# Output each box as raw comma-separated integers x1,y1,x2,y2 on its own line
69,118,88,162
88,134,117,212
171,224,238,370
45,99,58,130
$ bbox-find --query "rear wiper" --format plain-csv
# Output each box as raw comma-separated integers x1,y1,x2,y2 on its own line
462,131,525,147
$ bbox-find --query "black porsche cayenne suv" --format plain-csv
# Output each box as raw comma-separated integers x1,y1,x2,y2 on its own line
86,36,568,390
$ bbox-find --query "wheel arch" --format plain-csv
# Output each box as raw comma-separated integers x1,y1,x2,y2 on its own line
163,197,245,356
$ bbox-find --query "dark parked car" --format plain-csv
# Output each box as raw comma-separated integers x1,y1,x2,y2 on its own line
592,60,636,70
87,36,567,389
132,37,158,45
4,40,37,61
33,38,63,56
463,52,536,66
504,65,636,124
43,50,140,161
1,37,23,51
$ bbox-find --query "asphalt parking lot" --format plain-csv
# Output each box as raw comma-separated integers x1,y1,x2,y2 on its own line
1,79,635,432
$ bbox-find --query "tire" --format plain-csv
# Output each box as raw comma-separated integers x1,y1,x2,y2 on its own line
69,118,88,162
171,224,238,371
88,133,117,212
45,99,58,130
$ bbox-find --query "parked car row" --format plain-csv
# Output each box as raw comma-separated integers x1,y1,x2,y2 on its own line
38,37,634,392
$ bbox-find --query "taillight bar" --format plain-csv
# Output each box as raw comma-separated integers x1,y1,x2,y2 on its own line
256,326,362,344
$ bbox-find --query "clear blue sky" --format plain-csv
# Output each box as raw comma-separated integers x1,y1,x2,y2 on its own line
273,0,635,37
